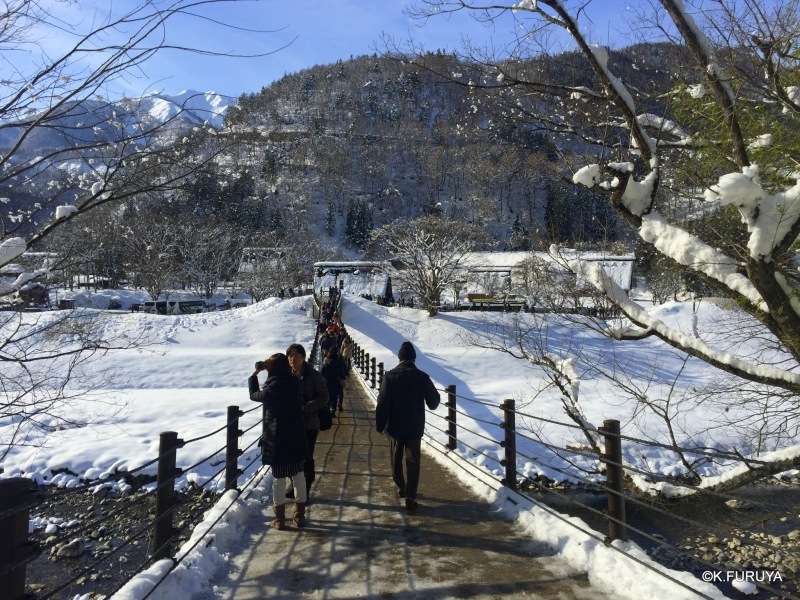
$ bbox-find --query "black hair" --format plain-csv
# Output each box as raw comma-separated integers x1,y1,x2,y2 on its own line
286,343,306,358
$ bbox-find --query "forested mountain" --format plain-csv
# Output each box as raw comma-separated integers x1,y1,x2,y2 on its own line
217,43,686,253
3,43,690,298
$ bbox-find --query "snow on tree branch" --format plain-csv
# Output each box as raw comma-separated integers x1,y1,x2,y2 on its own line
705,165,800,262
571,259,800,391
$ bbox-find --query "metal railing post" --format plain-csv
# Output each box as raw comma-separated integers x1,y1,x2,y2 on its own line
600,419,628,542
0,478,42,600
370,357,377,388
363,352,370,377
225,406,244,491
378,362,384,386
501,399,517,491
150,431,183,561
446,385,457,450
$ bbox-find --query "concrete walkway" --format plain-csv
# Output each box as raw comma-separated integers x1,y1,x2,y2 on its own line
210,376,601,599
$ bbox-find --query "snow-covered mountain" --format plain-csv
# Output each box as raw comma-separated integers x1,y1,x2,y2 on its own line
134,90,236,129
0,90,237,157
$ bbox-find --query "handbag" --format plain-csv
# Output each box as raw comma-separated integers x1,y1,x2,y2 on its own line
318,407,333,431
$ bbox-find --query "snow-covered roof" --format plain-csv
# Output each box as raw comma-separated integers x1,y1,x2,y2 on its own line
314,261,388,271
463,251,635,290
315,270,390,298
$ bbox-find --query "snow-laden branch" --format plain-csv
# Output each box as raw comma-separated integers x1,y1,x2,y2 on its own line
705,165,800,262
0,237,26,269
571,259,800,391
542,352,602,450
638,212,763,307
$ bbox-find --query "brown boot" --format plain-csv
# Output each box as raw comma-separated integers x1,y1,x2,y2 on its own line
271,504,286,530
293,502,307,527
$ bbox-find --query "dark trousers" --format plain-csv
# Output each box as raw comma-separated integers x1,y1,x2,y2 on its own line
389,436,421,499
304,428,319,495
327,382,343,410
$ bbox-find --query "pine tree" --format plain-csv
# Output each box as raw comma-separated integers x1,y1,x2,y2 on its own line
507,214,530,251
345,201,357,245
325,200,336,237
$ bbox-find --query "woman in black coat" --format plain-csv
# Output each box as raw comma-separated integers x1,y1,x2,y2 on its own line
249,353,308,529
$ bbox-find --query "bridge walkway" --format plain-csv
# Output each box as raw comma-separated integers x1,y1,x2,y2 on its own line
209,375,601,599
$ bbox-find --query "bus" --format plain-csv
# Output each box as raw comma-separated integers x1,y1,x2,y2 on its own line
142,300,206,314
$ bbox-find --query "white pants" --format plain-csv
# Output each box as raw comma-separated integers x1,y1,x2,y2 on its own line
273,472,307,506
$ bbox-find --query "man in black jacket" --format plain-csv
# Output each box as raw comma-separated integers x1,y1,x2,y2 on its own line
376,341,440,509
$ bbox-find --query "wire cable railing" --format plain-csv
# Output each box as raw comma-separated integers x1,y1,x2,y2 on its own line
9,306,795,600
418,434,725,600
347,337,799,600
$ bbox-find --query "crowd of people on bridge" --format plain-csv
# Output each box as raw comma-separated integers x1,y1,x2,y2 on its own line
249,290,440,528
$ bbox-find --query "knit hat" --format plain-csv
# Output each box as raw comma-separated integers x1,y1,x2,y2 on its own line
398,341,416,361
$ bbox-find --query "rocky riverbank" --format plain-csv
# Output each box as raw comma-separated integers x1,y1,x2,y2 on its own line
26,482,216,599
22,474,800,599
525,475,800,599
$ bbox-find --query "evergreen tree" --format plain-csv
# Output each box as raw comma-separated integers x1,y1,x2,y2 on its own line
355,202,374,247
345,201,357,246
325,200,337,237
507,214,530,251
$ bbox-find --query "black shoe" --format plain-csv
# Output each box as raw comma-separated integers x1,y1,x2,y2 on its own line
338,405,343,412
405,498,418,510
396,488,405,499
286,488,295,499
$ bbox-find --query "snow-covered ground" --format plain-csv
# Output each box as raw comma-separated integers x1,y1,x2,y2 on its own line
2,291,794,599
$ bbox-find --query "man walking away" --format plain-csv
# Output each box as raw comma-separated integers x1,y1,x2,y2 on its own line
376,341,440,510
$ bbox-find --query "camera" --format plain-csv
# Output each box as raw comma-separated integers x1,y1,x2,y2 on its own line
255,360,266,370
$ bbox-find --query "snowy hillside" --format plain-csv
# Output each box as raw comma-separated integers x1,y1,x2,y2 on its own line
0,91,236,158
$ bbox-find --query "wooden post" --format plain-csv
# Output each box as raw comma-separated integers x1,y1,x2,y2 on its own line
501,399,517,491
0,478,42,600
378,362,384,386
150,431,183,561
225,406,244,491
601,419,628,542
363,352,370,377
446,385,457,450
370,357,377,388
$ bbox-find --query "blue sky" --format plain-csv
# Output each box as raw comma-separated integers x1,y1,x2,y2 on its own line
21,0,636,100
129,0,638,98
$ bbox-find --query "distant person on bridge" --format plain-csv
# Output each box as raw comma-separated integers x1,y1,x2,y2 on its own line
376,341,440,510
249,353,308,529
321,347,349,414
286,343,329,502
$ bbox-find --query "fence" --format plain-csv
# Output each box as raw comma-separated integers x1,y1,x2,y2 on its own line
0,398,265,600
3,295,798,600
346,336,800,600
0,291,340,600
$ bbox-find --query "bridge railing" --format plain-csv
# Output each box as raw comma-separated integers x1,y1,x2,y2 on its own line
0,398,265,600
347,338,796,600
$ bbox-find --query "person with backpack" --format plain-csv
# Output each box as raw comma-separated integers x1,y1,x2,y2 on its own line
286,343,328,502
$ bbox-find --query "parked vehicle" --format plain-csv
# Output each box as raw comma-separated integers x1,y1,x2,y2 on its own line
167,300,206,314
142,300,168,314
143,300,206,314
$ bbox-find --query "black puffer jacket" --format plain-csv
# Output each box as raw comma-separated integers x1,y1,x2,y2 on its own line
376,361,440,439
249,374,307,466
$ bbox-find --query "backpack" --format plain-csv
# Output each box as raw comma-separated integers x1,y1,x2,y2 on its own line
318,407,333,432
